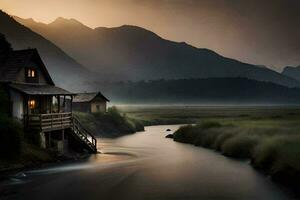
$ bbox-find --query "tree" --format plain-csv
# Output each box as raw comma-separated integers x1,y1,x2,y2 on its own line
0,33,12,55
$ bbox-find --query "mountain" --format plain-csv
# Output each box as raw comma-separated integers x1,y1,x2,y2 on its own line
14,16,300,88
282,66,300,82
101,78,300,104
0,11,94,91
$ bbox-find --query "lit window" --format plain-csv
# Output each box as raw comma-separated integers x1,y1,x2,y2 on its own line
27,69,36,78
28,100,36,109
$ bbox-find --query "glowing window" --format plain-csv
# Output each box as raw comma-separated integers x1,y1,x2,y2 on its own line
27,69,36,78
28,100,36,109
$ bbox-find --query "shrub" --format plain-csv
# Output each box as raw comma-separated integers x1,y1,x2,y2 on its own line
174,121,223,145
252,137,281,170
173,125,197,143
252,136,300,187
0,33,12,55
0,115,23,159
128,118,145,132
107,106,123,120
74,107,145,137
197,121,222,130
221,134,259,158
194,130,221,148
213,132,236,151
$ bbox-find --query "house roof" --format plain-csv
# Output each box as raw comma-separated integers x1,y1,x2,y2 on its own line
73,92,110,103
9,83,73,96
0,49,54,85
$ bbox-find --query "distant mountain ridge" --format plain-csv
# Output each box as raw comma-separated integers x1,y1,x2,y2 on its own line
0,11,94,91
282,66,300,82
101,77,300,104
14,16,300,88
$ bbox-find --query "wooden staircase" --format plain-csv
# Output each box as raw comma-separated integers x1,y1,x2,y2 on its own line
71,116,97,153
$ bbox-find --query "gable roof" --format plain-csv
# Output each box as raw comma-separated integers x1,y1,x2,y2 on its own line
9,83,73,95
73,92,110,103
0,49,54,85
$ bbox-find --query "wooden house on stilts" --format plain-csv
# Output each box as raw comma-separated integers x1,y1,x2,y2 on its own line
0,49,97,154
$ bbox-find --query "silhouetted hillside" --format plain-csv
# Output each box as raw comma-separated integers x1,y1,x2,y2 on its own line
15,16,300,88
100,78,300,104
282,66,300,82
0,11,93,91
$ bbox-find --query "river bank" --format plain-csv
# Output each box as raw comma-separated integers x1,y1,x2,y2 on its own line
0,125,293,200
0,107,144,174
118,105,300,196
74,107,144,138
0,142,91,175
172,121,300,195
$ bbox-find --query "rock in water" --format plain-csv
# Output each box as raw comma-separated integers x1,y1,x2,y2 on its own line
165,134,174,139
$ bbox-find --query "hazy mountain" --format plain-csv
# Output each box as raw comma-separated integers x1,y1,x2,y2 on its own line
101,78,300,105
15,16,300,88
282,66,300,82
0,11,94,91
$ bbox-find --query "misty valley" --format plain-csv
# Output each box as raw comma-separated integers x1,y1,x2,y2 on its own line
1,2,300,200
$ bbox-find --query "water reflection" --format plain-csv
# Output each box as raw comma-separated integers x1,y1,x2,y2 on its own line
1,125,294,200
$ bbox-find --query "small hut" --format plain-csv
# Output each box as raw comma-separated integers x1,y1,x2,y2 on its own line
0,48,97,153
73,92,110,113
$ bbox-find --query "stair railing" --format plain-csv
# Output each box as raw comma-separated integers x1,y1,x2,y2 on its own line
72,116,97,152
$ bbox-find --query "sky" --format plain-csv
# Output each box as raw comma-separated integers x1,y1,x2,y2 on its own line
1,0,300,71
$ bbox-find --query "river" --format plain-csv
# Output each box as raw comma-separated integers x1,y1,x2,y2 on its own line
0,125,295,200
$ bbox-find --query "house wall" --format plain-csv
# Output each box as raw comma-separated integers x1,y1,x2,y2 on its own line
73,102,91,113
91,101,107,113
16,60,48,84
9,89,24,119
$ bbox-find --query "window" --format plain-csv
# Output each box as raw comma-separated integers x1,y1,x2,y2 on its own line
27,69,36,78
25,68,38,83
28,100,36,109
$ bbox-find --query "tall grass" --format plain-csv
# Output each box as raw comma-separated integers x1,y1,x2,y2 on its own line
174,120,300,189
252,136,300,185
221,135,259,158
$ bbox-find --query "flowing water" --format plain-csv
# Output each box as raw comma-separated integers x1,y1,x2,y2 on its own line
0,125,296,200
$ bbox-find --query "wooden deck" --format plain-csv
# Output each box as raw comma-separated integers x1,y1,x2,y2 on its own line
25,112,72,131
25,112,97,153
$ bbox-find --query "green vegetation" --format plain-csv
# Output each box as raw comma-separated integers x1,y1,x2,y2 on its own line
120,105,300,191
0,84,22,159
173,119,300,191
0,33,12,55
0,115,23,158
0,113,56,172
74,106,144,138
119,105,300,125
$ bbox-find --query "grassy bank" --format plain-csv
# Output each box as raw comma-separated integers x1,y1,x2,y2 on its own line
118,105,300,193
118,105,300,125
0,114,58,172
173,120,300,193
74,107,144,138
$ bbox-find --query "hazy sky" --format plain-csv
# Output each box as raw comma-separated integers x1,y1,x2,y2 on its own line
1,0,300,71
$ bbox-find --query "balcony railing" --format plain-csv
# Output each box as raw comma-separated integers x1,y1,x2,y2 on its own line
25,112,72,131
